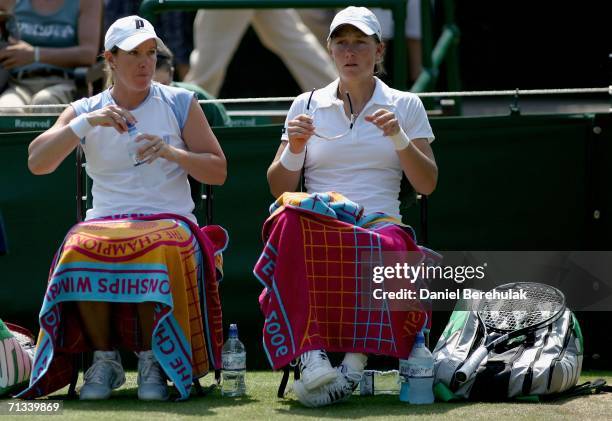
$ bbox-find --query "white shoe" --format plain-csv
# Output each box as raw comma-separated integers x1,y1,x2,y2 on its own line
293,364,362,408
79,350,126,400
137,350,169,401
298,350,337,391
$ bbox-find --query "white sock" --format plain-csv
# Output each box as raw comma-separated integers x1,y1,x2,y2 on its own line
342,352,367,372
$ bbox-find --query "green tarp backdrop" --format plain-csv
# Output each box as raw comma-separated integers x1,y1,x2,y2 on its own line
1,113,610,368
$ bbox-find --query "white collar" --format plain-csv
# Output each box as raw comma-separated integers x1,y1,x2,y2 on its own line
312,76,397,110
104,82,158,111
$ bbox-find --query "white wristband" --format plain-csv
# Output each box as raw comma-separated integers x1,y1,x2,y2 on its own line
279,145,306,171
68,114,93,139
389,128,411,150
34,47,40,63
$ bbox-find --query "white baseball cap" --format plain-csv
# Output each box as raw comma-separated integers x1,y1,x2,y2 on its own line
104,15,166,51
328,7,382,41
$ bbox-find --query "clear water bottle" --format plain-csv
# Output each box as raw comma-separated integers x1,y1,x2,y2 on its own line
221,323,246,397
126,122,166,188
398,358,410,400
399,331,434,404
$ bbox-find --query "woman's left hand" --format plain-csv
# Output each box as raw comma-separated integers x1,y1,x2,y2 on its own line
135,134,177,164
0,40,35,69
364,109,400,137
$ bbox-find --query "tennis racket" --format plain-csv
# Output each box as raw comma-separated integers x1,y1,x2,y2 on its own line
454,282,565,384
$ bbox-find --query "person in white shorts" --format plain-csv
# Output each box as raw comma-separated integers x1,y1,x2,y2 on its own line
266,6,438,407
184,9,337,97
296,9,336,47
372,0,425,83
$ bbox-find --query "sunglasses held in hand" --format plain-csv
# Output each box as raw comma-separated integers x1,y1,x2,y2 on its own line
305,88,355,141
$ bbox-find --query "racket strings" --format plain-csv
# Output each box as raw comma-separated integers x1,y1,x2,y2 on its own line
481,284,564,331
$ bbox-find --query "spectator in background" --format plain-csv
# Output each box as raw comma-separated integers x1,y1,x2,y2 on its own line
154,43,231,127
372,0,424,84
296,9,335,47
185,9,337,97
103,0,194,80
0,0,102,113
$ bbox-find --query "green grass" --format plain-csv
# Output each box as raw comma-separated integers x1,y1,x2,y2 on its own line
2,371,611,420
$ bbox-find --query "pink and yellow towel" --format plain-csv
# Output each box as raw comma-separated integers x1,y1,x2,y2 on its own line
18,214,227,400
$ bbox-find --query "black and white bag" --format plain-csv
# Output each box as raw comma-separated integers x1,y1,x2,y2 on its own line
433,289,584,400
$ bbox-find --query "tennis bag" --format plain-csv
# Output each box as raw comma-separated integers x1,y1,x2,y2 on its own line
0,319,35,397
432,289,584,400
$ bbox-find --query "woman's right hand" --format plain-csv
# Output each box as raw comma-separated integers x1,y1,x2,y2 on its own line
85,105,137,133
286,114,314,153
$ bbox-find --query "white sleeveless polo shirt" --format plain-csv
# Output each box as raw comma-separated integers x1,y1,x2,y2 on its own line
71,82,197,223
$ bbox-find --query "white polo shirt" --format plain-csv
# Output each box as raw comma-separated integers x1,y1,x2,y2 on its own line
281,77,434,220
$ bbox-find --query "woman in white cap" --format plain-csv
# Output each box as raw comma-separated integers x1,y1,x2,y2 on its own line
26,16,226,401
266,6,437,407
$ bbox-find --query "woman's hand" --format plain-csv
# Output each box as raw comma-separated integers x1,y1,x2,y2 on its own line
134,133,177,164
286,114,314,153
0,40,34,69
85,105,137,133
365,109,400,137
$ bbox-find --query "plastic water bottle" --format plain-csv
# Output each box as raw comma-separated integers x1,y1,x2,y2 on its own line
221,323,246,397
398,358,410,400
399,331,434,404
126,122,166,188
